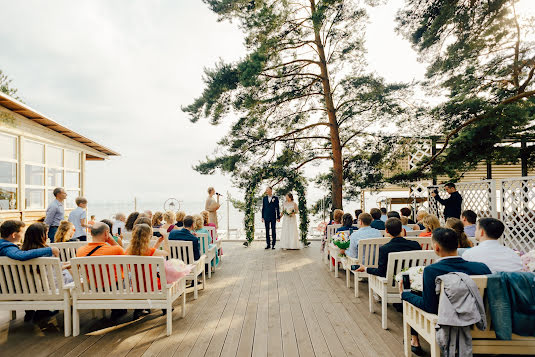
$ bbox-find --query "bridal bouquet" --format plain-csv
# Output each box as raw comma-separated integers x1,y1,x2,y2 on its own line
332,231,350,250
395,266,425,292
283,208,296,216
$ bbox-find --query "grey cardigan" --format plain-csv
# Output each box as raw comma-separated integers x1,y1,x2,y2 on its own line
435,272,487,357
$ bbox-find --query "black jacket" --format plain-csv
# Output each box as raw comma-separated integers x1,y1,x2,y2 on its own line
435,191,463,219
367,236,422,277
262,196,280,221
168,228,201,261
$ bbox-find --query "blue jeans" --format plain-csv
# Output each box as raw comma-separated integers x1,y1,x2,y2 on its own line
48,226,58,243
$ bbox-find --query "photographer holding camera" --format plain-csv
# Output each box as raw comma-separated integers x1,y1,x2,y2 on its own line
430,182,462,219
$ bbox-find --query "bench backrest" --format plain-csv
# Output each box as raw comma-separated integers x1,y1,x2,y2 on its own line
205,226,216,242
168,240,195,264
385,250,439,292
406,237,434,250
50,242,87,262
327,224,342,241
197,233,211,254
0,257,64,300
357,237,391,267
70,256,168,300
406,230,424,237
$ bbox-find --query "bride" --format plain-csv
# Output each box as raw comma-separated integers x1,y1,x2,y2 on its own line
280,193,302,250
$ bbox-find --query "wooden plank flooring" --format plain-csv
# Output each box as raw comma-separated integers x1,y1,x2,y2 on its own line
0,242,408,357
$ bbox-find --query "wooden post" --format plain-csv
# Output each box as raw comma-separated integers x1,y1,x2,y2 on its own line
431,138,437,185
486,159,492,179
521,137,528,177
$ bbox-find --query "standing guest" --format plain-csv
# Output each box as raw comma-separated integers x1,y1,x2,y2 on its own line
168,215,201,261
175,211,186,228
431,182,463,219
88,215,96,226
463,218,522,273
461,210,477,237
336,213,355,233
416,210,428,230
0,220,59,260
401,228,491,355
205,187,221,228
356,218,421,277
445,217,473,248
44,187,67,242
126,223,169,319
370,208,386,230
353,209,363,225
162,211,177,233
152,211,164,237
76,222,126,321
380,208,388,222
112,213,126,236
419,214,440,237
400,207,416,224
344,213,381,259
54,221,75,243
68,197,91,241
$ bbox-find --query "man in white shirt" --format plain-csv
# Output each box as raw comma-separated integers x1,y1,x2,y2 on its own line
462,217,522,273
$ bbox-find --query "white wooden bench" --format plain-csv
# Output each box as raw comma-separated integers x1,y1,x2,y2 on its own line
197,232,217,279
168,240,206,299
204,226,222,262
403,275,535,357
70,255,186,336
369,250,438,329
50,242,87,263
405,230,424,237
0,257,71,336
323,224,341,265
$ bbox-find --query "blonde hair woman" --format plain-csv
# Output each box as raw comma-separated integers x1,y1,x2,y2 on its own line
54,220,75,243
205,187,220,228
175,211,186,228
193,214,219,266
152,211,164,228
333,209,344,224
162,211,177,233
419,214,440,237
416,210,429,230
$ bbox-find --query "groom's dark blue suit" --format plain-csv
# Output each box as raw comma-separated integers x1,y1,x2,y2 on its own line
262,196,281,248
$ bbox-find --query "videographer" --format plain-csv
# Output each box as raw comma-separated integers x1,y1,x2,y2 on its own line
430,182,462,219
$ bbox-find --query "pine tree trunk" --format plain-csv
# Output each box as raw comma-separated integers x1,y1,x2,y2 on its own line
310,0,343,210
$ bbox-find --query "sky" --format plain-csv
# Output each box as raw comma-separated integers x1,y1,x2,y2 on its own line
1,0,531,219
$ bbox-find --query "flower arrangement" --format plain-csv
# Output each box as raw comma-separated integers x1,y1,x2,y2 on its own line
395,266,425,292
520,250,535,272
332,231,350,250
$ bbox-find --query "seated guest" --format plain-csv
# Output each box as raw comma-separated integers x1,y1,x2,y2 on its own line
175,210,186,228
194,214,218,266
54,221,76,242
124,212,140,240
380,207,388,222
134,216,152,227
356,218,421,277
445,217,473,248
353,209,363,225
152,211,164,237
168,215,201,261
387,211,401,219
143,210,153,219
370,208,385,230
401,228,491,355
202,210,217,238
400,216,413,231
336,213,355,233
112,213,126,236
416,210,428,230
419,214,440,237
331,209,344,225
76,222,126,321
88,215,96,226
0,220,58,260
463,218,522,273
344,213,381,259
400,207,416,224
101,219,123,246
162,211,177,233
461,209,477,237
126,223,169,319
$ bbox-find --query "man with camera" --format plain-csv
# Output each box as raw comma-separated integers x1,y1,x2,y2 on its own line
431,182,463,219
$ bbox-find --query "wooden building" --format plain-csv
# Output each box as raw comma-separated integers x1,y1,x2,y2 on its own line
0,92,119,223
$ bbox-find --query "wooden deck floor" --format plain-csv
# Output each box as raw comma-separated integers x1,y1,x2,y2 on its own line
0,242,408,357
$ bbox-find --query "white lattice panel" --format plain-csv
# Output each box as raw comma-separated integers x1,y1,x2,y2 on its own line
408,140,433,170
427,180,497,223
500,177,535,252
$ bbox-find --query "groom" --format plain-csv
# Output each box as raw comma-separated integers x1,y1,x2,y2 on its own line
262,187,280,250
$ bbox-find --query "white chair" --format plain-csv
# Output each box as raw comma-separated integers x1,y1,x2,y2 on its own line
345,236,388,295
205,226,222,262
70,256,186,336
405,230,424,237
197,232,217,278
369,250,438,329
324,224,341,265
0,257,71,336
168,240,206,299
50,241,87,262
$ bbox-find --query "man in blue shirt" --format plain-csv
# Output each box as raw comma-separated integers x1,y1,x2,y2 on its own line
68,197,92,241
461,209,477,237
370,208,385,230
0,220,59,260
44,187,67,242
344,213,381,259
400,227,491,355
380,207,388,222
169,215,201,261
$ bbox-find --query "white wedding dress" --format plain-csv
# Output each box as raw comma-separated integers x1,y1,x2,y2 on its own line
280,201,302,250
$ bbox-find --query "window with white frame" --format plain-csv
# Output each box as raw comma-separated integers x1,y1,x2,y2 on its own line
0,133,18,210
24,140,45,209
